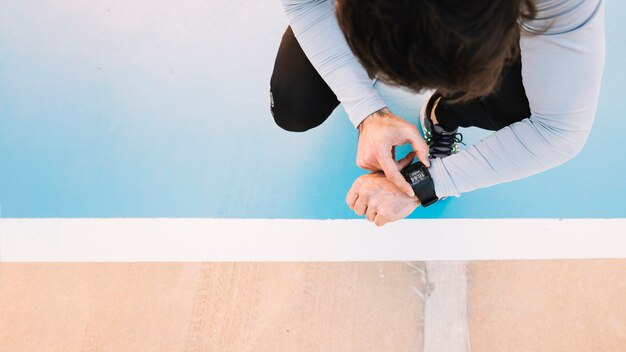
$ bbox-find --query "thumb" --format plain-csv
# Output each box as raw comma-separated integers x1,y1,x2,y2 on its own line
397,151,416,170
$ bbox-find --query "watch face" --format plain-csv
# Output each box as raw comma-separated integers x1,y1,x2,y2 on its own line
409,169,428,183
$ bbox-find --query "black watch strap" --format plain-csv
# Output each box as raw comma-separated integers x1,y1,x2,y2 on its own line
401,162,439,207
413,176,438,207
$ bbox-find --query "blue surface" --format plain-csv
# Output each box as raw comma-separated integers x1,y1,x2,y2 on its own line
0,0,624,218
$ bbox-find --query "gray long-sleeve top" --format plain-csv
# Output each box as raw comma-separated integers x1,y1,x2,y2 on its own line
280,0,605,199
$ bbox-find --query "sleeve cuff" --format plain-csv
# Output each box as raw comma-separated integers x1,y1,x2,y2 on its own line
346,97,387,129
429,157,462,199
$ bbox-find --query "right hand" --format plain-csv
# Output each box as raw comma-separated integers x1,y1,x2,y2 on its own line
356,107,430,198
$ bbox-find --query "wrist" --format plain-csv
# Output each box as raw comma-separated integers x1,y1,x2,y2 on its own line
358,107,389,134
401,161,439,207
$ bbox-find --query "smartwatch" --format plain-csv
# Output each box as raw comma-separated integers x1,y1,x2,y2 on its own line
400,161,439,207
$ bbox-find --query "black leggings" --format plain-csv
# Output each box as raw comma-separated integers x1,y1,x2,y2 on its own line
270,26,531,132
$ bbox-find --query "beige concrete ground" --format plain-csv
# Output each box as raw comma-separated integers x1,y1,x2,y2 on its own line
0,262,425,352
468,259,626,352
2,260,626,352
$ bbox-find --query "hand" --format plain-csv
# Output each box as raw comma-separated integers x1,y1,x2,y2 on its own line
357,107,430,198
346,152,420,226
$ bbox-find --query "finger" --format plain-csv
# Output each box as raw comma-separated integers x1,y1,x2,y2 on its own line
377,147,415,198
357,157,379,172
374,214,388,227
366,207,377,222
354,195,368,216
346,178,362,209
408,132,431,168
397,151,416,170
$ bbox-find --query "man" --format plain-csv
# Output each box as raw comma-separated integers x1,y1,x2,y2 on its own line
270,0,604,226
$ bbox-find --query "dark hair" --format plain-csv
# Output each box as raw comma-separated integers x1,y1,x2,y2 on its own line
336,0,537,103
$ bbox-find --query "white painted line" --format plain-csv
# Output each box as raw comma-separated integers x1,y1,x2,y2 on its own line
423,261,469,352
0,218,625,262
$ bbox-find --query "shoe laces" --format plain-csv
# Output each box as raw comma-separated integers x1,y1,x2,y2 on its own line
429,130,466,156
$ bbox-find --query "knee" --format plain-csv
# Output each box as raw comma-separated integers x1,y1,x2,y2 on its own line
269,89,323,133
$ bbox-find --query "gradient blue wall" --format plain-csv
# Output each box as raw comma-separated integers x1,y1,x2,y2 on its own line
0,0,624,218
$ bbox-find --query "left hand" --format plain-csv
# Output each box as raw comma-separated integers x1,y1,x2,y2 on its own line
356,107,430,198
346,151,420,226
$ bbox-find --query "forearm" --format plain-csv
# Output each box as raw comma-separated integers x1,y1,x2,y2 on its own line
430,0,605,198
280,0,386,127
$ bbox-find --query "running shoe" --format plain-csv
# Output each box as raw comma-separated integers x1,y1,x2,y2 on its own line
419,92,465,158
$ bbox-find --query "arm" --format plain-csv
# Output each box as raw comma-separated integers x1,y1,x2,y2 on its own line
280,0,386,128
281,0,432,198
428,0,605,198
